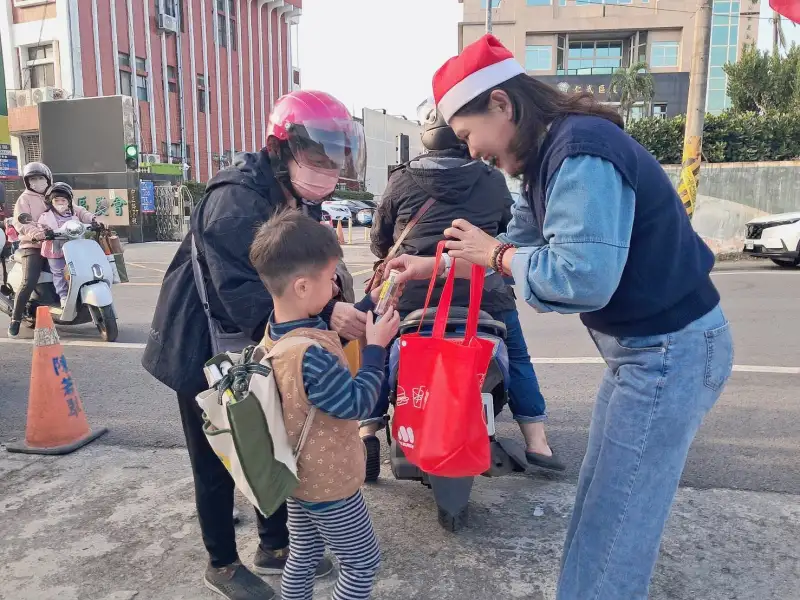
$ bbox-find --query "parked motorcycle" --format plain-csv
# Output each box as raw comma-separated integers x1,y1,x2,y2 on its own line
0,213,119,341
385,307,527,531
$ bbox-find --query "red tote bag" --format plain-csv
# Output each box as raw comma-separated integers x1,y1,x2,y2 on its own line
393,242,495,477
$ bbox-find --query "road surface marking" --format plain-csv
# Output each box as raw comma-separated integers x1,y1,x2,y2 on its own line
119,283,161,287
126,261,166,274
531,357,800,374
712,270,800,276
0,336,795,374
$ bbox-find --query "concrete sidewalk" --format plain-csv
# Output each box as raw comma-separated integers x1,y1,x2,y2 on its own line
1,445,797,600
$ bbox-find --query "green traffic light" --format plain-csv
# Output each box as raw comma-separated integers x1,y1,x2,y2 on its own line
125,145,138,158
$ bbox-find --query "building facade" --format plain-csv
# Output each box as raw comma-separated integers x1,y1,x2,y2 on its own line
459,0,761,117
0,0,302,183
361,107,423,201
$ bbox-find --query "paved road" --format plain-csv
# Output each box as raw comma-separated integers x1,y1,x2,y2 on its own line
1,240,797,494
0,238,798,600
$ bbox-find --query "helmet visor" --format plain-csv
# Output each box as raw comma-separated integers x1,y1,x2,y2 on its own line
417,97,437,126
287,119,365,182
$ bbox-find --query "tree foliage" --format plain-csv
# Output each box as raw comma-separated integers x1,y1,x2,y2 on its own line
724,44,800,113
626,111,800,163
610,61,655,125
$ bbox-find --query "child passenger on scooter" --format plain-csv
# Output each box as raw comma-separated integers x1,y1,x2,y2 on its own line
37,183,98,308
249,210,400,600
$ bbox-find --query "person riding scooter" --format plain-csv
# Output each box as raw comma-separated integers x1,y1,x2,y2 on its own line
362,98,564,477
37,183,98,308
8,162,53,338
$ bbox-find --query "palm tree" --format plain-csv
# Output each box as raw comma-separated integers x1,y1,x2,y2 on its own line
610,61,655,125
773,11,786,55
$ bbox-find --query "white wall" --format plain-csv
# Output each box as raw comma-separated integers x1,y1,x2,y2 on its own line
362,107,423,201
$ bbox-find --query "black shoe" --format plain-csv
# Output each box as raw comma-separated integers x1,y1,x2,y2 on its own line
204,561,275,600
363,434,381,483
525,450,566,472
252,546,334,578
7,321,20,338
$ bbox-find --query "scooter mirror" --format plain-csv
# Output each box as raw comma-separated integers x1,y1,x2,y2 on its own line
17,213,33,224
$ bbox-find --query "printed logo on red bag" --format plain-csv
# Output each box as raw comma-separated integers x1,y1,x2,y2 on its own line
397,426,415,449
396,386,409,407
412,386,429,409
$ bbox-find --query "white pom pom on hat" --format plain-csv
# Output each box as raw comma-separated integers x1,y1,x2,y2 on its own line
433,34,525,123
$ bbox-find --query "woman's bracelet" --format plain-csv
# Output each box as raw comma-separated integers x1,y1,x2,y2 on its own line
496,243,515,276
491,243,515,273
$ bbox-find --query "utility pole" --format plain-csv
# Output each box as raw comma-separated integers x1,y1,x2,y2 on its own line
486,0,493,34
677,0,713,219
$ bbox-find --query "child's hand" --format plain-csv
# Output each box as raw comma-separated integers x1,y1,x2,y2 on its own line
366,309,400,348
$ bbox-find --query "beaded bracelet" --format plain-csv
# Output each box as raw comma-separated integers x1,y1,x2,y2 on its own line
489,243,506,272
496,243,515,275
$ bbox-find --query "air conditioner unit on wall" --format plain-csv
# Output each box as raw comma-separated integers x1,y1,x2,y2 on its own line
157,13,179,33
10,90,32,108
31,87,55,104
142,153,160,165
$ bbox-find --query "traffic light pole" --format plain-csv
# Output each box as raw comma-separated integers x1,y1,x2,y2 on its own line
677,0,713,219
486,1,493,34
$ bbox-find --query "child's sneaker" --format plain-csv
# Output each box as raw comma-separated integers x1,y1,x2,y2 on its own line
252,546,334,578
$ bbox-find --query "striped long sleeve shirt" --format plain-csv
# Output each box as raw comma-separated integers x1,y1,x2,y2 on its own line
267,295,385,420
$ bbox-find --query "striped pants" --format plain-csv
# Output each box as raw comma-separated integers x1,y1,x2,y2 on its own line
282,491,381,600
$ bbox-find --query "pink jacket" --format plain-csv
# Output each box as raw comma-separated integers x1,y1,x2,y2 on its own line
14,190,48,250
37,207,96,259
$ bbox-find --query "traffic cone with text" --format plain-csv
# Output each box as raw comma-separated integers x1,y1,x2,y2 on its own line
7,307,108,455
336,220,345,244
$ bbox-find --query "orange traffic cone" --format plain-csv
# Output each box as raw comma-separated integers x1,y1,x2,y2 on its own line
336,220,345,244
7,307,108,455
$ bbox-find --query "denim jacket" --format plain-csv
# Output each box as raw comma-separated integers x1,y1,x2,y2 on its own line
498,155,636,314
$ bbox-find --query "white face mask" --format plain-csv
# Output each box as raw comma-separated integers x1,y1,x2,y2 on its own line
29,177,48,194
52,201,70,215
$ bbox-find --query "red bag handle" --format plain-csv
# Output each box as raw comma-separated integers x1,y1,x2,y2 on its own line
414,242,486,340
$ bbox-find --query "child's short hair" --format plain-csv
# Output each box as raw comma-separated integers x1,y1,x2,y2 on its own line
250,209,343,296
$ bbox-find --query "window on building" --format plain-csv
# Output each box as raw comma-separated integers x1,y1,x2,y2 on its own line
170,142,182,159
576,0,631,4
28,64,55,88
118,52,131,68
652,103,667,118
556,34,567,72
525,45,552,72
120,70,133,96
27,45,53,61
136,75,149,101
167,65,177,80
635,31,648,64
630,104,645,121
706,1,740,114
197,75,207,113
566,40,623,74
650,41,679,67
526,0,551,5
481,0,501,7
136,57,147,72
217,14,227,47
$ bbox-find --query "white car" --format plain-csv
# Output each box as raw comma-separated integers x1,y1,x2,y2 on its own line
321,201,350,223
743,211,800,267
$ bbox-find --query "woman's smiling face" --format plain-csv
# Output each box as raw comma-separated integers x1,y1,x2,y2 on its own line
449,90,523,176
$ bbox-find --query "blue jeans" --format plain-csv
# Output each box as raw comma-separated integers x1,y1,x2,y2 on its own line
558,305,733,600
494,309,547,423
365,308,547,424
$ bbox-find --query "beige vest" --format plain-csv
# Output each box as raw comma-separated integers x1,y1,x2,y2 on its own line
262,327,365,503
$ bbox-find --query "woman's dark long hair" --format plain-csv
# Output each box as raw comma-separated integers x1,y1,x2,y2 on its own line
454,73,623,182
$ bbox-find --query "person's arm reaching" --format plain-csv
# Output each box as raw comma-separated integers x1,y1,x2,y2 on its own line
503,155,635,314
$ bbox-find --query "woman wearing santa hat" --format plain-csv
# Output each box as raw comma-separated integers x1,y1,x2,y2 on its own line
387,34,733,600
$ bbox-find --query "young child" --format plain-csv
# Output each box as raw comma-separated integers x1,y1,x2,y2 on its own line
37,183,97,307
249,210,400,600
4,218,19,253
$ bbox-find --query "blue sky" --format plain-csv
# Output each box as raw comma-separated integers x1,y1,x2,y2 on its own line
298,1,798,120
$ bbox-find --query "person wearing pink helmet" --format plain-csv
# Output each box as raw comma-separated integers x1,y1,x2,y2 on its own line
142,90,368,600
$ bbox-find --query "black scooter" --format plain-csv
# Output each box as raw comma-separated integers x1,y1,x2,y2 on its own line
385,307,527,531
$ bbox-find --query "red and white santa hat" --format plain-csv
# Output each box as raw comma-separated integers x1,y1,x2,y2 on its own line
433,34,525,123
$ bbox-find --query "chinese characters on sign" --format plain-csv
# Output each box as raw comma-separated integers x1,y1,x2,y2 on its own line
566,83,616,96
52,354,83,418
73,189,130,227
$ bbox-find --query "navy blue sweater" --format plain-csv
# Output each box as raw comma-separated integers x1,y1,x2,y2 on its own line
524,115,719,336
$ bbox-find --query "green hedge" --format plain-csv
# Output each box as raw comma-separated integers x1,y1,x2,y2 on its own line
626,111,800,164
183,180,207,201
